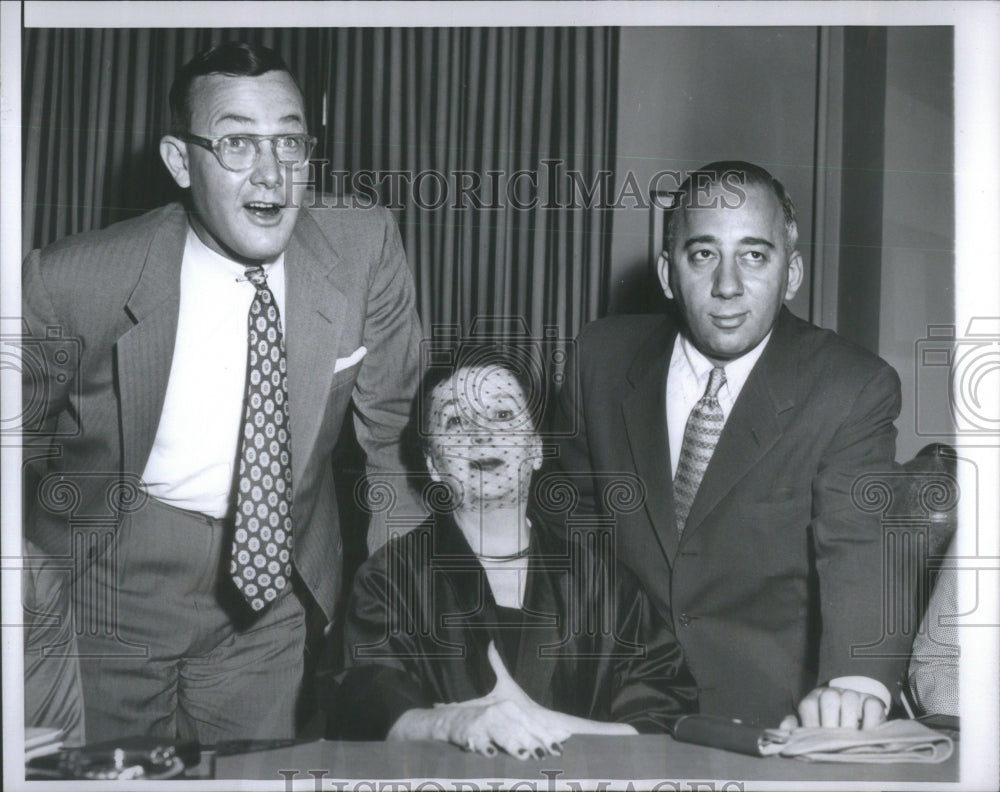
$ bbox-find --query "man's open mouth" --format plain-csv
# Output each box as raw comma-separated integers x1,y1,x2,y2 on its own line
245,202,283,218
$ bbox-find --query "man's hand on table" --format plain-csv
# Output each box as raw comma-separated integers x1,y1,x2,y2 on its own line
779,684,888,730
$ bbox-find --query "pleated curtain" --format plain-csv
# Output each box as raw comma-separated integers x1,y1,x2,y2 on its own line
23,27,618,348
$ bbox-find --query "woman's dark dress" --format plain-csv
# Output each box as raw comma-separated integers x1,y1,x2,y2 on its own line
332,513,697,738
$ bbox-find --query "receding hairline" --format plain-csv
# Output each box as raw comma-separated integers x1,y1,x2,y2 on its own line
665,164,799,254
669,183,793,252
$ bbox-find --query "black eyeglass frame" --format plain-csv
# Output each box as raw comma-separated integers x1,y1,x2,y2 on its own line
177,132,318,172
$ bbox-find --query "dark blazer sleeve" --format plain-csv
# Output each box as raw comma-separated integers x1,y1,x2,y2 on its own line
607,562,699,733
331,541,437,739
812,361,905,689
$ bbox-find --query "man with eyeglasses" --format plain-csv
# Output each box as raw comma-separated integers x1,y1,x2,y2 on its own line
22,42,422,743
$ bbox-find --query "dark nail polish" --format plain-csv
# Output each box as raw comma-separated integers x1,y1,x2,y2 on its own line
517,748,529,759
549,742,562,755
485,746,497,757
534,747,545,759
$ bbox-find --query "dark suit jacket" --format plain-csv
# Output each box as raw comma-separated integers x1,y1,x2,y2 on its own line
551,307,908,726
331,512,698,739
22,201,422,619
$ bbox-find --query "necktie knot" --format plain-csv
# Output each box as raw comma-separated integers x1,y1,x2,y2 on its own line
245,265,268,289
704,366,726,401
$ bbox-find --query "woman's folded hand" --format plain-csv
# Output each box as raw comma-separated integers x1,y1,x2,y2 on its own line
390,642,635,758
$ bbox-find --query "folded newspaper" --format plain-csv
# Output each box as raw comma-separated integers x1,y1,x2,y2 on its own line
673,716,954,763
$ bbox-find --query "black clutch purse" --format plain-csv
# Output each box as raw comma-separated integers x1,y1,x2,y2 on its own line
672,714,779,756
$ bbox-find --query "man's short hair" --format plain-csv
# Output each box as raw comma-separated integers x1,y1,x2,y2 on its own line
168,41,298,134
666,160,799,252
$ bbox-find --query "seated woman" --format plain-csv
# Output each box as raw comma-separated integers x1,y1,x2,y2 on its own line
331,347,697,758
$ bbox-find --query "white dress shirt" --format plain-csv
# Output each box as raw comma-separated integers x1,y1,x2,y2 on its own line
141,226,286,518
664,330,891,711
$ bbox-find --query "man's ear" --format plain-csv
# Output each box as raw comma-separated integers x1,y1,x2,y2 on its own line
159,135,191,189
657,251,675,300
784,251,804,301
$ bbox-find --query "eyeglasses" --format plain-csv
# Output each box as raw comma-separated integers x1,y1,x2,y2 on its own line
179,133,317,172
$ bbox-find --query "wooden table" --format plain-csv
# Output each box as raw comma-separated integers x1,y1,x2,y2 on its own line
213,734,958,785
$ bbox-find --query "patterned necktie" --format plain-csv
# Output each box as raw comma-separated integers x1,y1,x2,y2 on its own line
673,366,726,536
230,265,294,612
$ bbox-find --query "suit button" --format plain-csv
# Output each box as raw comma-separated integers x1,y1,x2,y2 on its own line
679,613,691,627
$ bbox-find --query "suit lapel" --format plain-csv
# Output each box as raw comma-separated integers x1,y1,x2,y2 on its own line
679,310,798,542
117,206,188,475
118,205,349,488
283,210,350,488
621,322,680,564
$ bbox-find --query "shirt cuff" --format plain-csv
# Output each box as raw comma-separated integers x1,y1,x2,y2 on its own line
827,676,892,711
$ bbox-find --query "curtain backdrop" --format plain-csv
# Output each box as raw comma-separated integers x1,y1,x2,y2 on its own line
22,27,618,352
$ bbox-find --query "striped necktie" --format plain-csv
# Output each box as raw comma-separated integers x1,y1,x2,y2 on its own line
673,366,726,536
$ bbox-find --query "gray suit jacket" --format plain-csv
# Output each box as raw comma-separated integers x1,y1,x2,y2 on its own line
22,201,422,619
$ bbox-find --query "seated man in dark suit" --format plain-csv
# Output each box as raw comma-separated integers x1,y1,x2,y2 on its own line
553,161,909,729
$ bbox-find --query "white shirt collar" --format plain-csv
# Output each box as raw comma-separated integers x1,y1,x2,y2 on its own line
677,329,773,401
665,328,774,480
185,224,284,280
